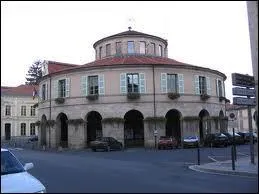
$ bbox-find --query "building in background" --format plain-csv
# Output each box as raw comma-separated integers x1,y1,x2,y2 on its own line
226,103,256,132
37,28,229,149
1,85,39,141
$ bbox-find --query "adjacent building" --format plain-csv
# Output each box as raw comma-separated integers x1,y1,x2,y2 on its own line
1,85,39,141
37,28,228,149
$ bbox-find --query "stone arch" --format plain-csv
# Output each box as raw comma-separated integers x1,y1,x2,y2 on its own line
86,111,102,147
56,113,68,148
219,110,224,132
198,109,210,143
40,115,47,146
165,109,182,144
124,109,144,148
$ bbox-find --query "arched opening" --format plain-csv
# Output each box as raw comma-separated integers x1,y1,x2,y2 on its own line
219,110,224,133
57,113,68,148
199,109,210,143
124,110,144,148
86,111,102,146
5,123,11,140
40,115,47,146
165,109,182,144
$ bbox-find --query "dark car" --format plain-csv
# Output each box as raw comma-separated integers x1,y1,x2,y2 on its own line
222,132,244,145
27,135,38,143
90,137,123,152
238,132,258,143
204,133,228,147
158,136,178,149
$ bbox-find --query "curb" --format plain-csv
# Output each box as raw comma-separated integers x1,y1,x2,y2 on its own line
189,165,258,178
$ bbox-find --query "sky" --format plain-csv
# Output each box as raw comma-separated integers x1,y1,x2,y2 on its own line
1,1,253,103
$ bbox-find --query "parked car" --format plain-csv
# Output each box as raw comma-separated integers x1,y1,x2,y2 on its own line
27,135,38,143
222,132,244,145
238,132,258,143
158,136,178,149
204,133,228,147
90,137,123,152
1,148,46,193
183,136,199,148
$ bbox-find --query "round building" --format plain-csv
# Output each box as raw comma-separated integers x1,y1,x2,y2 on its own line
38,28,228,149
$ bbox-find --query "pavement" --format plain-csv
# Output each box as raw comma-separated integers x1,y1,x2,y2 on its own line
189,156,258,178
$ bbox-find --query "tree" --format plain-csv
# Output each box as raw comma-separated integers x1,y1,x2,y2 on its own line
25,60,43,85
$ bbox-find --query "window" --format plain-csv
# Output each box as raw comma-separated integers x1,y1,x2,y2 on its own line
5,105,11,116
151,43,156,55
31,106,35,116
99,46,102,59
58,79,66,98
158,45,162,57
167,74,178,93
21,123,26,136
140,41,146,54
30,123,36,135
199,76,207,94
127,41,134,54
42,84,46,101
218,80,223,97
116,42,122,55
88,76,98,95
21,106,26,116
106,44,111,56
127,73,139,93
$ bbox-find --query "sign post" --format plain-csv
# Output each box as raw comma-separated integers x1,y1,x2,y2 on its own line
154,129,158,150
232,73,255,164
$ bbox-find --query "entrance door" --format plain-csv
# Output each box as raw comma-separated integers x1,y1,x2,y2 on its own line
5,123,11,140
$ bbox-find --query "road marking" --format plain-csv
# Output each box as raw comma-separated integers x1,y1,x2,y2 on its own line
237,152,249,156
208,156,219,162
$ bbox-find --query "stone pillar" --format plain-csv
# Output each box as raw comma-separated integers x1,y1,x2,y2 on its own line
49,124,56,148
68,123,85,149
102,121,124,146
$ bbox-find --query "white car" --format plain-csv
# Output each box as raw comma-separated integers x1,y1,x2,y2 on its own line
183,136,199,148
1,148,46,193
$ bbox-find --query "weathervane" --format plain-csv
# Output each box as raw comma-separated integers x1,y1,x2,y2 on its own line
127,17,135,31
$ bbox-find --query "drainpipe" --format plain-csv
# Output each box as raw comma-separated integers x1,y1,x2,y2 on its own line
152,64,157,148
49,76,52,149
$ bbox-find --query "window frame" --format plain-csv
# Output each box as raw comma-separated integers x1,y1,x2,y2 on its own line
30,106,36,116
116,42,122,55
5,105,11,116
88,75,99,95
139,41,146,55
106,43,111,57
58,79,66,98
151,43,156,55
158,45,163,57
127,41,135,54
127,73,139,93
199,76,207,95
21,106,26,116
42,84,46,101
30,123,36,135
21,123,26,136
99,46,102,59
167,74,178,93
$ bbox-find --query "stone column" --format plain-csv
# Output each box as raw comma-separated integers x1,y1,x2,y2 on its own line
68,123,85,149
102,120,124,146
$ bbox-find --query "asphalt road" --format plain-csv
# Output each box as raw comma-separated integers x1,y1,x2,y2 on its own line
10,144,258,193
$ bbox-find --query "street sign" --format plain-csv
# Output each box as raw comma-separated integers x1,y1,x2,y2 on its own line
154,130,158,136
232,87,256,97
232,73,255,88
229,113,235,119
233,97,256,106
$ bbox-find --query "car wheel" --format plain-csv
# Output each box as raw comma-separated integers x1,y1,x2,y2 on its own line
92,148,96,152
119,144,123,151
106,145,111,152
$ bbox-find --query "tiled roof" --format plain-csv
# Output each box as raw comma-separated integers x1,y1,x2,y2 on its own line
93,30,167,48
1,85,38,97
47,61,79,74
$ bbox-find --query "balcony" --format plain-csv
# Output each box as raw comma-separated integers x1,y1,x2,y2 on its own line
167,92,180,100
127,92,140,99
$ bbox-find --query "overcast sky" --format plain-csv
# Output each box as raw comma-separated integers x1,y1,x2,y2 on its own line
1,1,253,102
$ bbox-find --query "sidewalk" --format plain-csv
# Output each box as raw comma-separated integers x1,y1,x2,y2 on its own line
189,156,258,177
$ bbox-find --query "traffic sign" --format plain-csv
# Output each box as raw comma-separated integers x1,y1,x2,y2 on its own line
232,73,255,88
154,130,158,136
232,87,256,97
233,97,256,106
229,113,236,119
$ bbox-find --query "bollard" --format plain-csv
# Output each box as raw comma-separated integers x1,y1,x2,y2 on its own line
197,143,200,165
231,145,235,171
232,128,237,161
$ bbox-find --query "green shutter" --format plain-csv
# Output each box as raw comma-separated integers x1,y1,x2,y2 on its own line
139,73,146,93
194,75,200,94
53,80,58,98
81,76,88,96
120,73,127,94
98,74,105,95
65,78,70,97
206,77,211,95
161,73,167,93
216,79,219,97
178,74,184,94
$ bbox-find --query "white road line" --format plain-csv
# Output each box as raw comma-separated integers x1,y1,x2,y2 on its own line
208,156,219,162
237,152,249,156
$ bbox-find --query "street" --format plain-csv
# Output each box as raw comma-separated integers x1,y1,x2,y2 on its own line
10,145,258,193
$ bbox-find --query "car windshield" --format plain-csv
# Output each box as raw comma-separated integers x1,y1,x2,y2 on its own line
185,136,197,140
1,151,25,176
